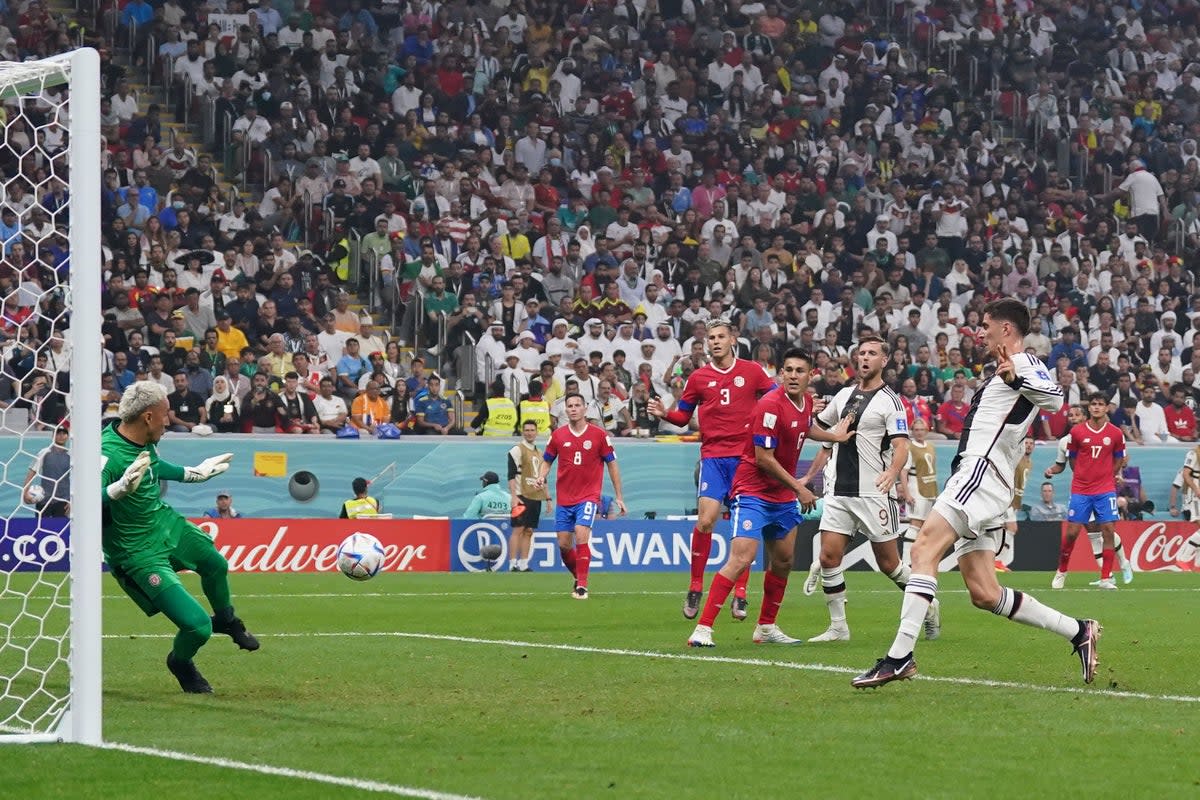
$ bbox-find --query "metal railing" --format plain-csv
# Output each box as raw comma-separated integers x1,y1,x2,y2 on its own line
967,55,979,97
346,227,362,289
483,353,496,390
1102,164,1114,195
458,333,477,399
451,391,465,429
411,289,425,352
1076,144,1090,189
507,374,521,404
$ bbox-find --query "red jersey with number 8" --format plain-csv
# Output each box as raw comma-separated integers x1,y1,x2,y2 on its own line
1067,421,1125,495
543,423,615,507
730,388,813,504
676,359,776,458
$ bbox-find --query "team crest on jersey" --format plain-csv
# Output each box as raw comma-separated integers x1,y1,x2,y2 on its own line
148,574,161,587
734,376,745,387
1103,437,1111,445
583,440,592,450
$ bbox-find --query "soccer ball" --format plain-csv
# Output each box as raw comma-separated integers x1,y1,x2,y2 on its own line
25,485,45,505
336,532,386,581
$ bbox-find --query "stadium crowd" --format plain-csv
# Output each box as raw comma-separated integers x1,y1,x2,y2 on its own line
1,0,1200,440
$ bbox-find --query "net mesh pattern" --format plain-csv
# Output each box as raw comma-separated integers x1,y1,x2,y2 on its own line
0,56,76,736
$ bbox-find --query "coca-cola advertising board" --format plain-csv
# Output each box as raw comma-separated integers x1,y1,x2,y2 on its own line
1063,521,1192,572
190,518,451,573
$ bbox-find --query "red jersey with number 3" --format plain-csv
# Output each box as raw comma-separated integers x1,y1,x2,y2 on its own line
730,388,812,503
1067,421,1125,495
543,423,615,507
677,358,776,458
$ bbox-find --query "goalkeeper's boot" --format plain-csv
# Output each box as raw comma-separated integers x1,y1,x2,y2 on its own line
212,615,260,652
167,652,214,694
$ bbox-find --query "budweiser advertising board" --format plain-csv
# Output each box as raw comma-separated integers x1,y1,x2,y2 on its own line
1063,520,1193,572
190,518,451,573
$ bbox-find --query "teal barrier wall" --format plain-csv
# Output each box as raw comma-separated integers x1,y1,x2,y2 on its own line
1,435,1190,519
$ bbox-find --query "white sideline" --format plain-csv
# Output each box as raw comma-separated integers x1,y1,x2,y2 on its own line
94,586,1200,601
104,631,1200,705
98,741,486,800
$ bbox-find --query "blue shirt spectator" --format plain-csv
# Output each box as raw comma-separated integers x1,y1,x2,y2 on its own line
1048,330,1087,371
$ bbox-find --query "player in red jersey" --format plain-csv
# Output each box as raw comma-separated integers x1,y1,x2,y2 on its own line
648,319,777,621
1056,392,1126,590
687,349,854,647
538,394,627,599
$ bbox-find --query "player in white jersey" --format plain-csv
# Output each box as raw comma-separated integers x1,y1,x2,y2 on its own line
1175,445,1200,571
800,336,941,643
854,299,1101,688
1045,404,1133,586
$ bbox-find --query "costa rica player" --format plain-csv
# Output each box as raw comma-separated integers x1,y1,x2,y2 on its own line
648,318,777,621
686,349,854,647
537,393,627,599
1058,392,1127,590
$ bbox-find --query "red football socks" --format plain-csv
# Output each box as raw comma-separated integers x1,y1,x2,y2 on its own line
575,543,591,588
1057,532,1075,573
758,571,788,626
733,565,750,599
561,546,577,577
1100,548,1115,580
689,527,712,592
699,573,735,627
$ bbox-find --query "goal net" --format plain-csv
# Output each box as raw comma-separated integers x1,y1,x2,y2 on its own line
0,49,101,745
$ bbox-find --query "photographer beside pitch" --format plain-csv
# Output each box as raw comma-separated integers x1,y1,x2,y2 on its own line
102,381,260,695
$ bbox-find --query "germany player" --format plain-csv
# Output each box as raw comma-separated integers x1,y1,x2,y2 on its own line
648,318,776,621
901,417,938,568
1176,445,1200,571
537,394,627,599
854,299,1101,688
101,381,258,694
1049,398,1134,588
804,336,940,644
996,436,1035,571
686,349,853,647
507,419,551,572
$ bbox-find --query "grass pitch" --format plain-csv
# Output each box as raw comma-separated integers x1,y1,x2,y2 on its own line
2,571,1198,799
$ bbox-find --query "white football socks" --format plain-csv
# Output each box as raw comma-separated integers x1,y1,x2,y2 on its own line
887,574,937,659
821,566,847,625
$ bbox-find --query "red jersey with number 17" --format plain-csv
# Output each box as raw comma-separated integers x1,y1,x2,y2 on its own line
1067,421,1125,495
543,422,615,507
676,358,776,458
730,388,813,504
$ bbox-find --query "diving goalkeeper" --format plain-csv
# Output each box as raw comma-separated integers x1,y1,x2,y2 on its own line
102,381,260,694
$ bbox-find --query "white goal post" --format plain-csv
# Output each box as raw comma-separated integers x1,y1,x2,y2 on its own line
0,48,101,745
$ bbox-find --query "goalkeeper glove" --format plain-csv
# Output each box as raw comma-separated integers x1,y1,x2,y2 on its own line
183,452,234,483
106,451,151,501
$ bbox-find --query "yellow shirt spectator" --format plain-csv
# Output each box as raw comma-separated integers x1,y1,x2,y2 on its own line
214,320,249,363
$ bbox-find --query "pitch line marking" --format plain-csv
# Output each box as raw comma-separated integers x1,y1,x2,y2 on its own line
98,741,486,800
103,631,1200,705
89,586,1200,601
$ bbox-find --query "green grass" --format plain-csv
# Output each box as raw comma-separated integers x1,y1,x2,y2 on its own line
1,571,1199,799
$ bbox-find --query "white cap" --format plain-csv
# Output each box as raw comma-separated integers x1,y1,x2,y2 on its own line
517,330,535,341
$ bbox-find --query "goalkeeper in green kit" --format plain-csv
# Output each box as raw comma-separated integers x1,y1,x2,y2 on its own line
102,381,260,694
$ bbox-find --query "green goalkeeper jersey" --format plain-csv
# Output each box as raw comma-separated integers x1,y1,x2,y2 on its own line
100,422,190,567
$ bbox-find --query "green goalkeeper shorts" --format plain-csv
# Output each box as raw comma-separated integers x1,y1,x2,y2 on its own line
109,521,221,617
